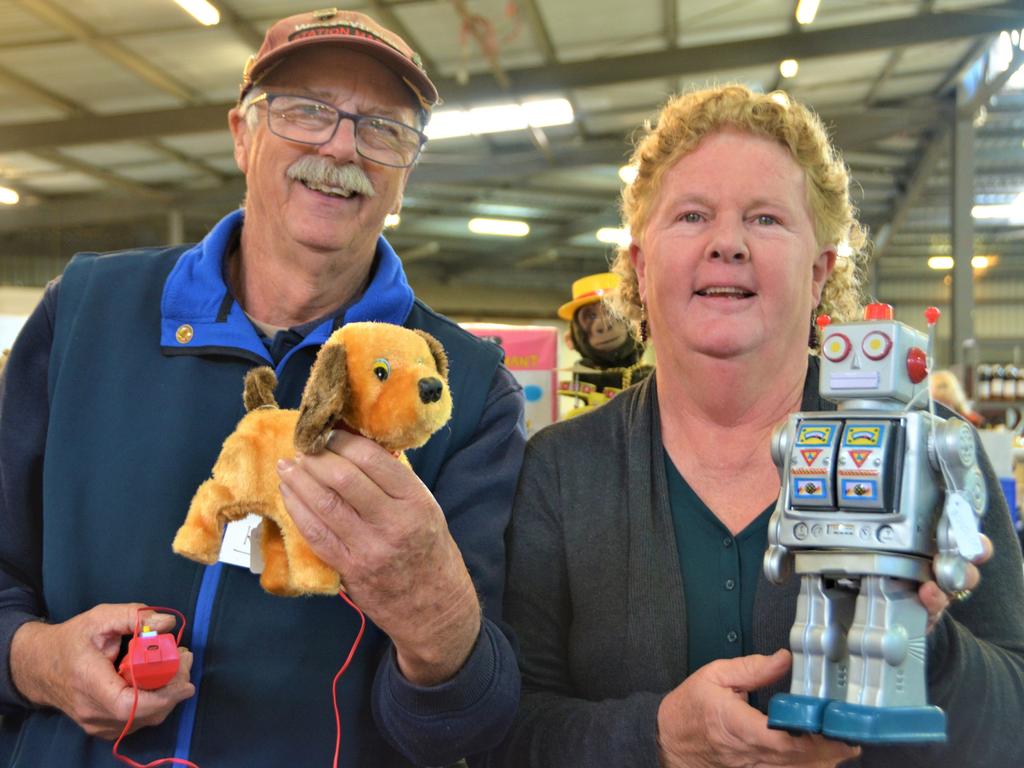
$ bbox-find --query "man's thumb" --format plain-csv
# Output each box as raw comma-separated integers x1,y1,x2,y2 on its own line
713,650,792,692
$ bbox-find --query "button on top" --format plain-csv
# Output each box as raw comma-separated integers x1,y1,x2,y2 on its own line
724,579,736,590
726,630,739,643
723,537,733,548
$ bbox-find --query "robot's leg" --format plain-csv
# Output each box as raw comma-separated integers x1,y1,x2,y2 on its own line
768,573,855,733
823,574,946,744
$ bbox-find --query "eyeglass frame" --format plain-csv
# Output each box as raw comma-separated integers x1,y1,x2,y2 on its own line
244,90,429,169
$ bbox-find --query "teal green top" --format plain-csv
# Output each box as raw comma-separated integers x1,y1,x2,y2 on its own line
664,451,773,674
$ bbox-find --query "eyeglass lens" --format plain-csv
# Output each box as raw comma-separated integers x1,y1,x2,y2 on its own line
266,94,423,167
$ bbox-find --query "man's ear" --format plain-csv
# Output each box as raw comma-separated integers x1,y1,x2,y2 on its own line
228,107,251,176
811,245,838,307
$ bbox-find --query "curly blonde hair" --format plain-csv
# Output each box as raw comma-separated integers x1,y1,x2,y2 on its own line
610,85,868,342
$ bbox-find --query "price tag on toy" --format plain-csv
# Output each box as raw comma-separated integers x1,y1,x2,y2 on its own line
218,514,265,572
946,492,984,561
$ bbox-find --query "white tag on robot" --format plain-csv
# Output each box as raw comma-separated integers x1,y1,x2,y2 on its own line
217,514,265,573
946,493,984,561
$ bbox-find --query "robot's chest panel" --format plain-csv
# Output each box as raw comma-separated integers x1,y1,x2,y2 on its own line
791,418,901,513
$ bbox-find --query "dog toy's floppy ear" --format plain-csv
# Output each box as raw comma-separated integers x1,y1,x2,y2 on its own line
414,330,449,379
294,339,347,454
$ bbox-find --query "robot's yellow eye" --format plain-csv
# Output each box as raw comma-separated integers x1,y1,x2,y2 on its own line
861,330,892,361
822,333,851,362
372,359,391,382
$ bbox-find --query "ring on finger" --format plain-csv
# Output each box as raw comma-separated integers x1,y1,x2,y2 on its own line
951,589,973,602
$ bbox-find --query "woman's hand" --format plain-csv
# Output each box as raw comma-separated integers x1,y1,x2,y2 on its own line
657,650,860,768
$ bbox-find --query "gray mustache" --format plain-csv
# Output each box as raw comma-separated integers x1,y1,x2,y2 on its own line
287,157,376,198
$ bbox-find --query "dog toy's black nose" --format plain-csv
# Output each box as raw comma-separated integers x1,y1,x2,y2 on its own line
419,377,444,404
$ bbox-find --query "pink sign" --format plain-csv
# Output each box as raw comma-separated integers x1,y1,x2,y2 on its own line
462,323,558,436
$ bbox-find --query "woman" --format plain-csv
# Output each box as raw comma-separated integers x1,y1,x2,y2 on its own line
493,85,1024,767
930,369,985,427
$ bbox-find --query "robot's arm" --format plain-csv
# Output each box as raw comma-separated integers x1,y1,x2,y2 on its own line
930,418,987,592
765,420,794,584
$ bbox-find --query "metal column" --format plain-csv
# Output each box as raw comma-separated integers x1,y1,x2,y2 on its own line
950,82,975,365
168,208,185,245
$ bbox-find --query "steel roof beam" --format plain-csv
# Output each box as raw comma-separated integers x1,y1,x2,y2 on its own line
1,4,1016,154
438,3,1022,101
13,0,202,104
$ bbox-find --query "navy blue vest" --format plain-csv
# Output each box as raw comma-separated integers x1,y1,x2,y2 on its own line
20,246,500,767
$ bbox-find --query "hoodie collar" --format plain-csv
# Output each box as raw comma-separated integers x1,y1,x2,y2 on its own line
160,208,415,361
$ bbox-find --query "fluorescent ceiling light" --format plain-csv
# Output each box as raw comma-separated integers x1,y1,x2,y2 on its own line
993,31,1015,74
384,213,400,228
779,59,799,78
468,217,529,237
618,165,638,185
425,98,574,140
795,0,821,25
0,186,19,205
973,204,1018,219
469,103,528,134
973,192,1024,220
596,227,631,247
521,98,574,128
927,256,995,270
1009,62,1024,89
424,111,469,140
174,0,220,26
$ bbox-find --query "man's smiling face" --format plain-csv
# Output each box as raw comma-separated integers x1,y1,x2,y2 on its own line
230,46,417,260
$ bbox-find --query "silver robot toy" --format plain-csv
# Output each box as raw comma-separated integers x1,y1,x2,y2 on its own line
764,303,986,744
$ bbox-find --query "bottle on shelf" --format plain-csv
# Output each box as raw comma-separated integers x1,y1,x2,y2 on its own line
1006,364,1020,401
1015,364,1024,401
977,363,992,401
991,363,1006,400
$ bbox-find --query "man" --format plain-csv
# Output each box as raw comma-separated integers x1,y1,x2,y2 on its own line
0,9,524,767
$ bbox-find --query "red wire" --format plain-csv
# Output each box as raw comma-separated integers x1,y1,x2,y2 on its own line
112,606,199,768
332,589,367,768
112,598,366,768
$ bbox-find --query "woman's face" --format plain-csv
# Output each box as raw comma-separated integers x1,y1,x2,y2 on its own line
631,128,836,364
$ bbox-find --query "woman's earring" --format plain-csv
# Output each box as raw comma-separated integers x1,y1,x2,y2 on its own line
639,305,649,344
808,312,818,349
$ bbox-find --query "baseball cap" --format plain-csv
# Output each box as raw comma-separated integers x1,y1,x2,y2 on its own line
239,8,438,112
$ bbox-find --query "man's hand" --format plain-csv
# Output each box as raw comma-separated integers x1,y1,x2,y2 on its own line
10,603,195,739
277,429,481,686
657,650,860,768
920,532,993,633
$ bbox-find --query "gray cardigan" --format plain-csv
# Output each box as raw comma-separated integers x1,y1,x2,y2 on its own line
494,367,1024,767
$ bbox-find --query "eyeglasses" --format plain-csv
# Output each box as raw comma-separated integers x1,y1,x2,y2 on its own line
248,92,427,169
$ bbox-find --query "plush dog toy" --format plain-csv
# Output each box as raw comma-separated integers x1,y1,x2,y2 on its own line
172,322,453,596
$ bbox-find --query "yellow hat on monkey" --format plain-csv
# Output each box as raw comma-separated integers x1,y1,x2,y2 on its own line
557,273,621,321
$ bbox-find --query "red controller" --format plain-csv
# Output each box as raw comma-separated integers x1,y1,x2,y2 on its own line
118,627,180,690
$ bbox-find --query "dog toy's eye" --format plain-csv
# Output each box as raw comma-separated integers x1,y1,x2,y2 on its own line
373,358,391,382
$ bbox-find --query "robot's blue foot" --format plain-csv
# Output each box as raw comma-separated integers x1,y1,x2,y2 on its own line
767,694,830,734
822,702,947,744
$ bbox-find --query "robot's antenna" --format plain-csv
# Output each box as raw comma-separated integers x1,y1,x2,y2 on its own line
924,307,941,422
